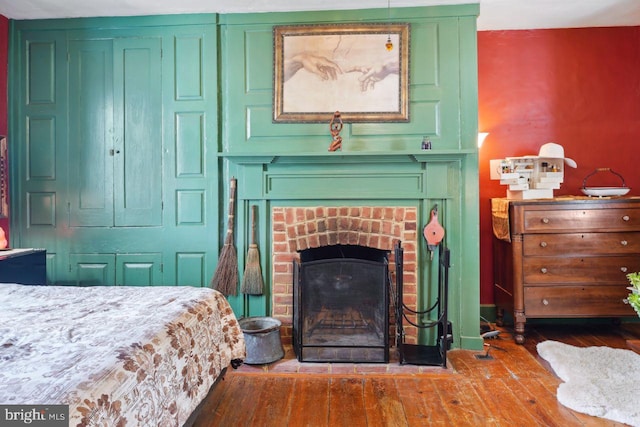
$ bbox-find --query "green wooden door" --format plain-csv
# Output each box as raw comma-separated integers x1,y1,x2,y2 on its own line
68,37,162,227
68,39,114,227
113,38,162,227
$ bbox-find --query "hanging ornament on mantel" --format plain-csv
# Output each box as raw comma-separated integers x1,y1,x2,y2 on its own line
385,0,393,51
328,111,343,152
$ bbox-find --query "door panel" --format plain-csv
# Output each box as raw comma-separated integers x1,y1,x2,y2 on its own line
113,38,163,227
117,253,162,286
68,39,115,227
70,253,162,286
70,253,115,286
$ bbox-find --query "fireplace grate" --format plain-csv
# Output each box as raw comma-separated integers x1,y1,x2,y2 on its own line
293,244,391,363
307,308,371,332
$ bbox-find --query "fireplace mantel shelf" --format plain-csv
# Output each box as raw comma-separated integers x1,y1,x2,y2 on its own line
220,150,476,165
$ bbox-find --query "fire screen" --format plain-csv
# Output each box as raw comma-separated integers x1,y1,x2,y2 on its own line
293,245,390,363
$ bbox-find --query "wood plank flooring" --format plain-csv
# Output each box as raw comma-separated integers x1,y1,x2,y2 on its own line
193,322,640,427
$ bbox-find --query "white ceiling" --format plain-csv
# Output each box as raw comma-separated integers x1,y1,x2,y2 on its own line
0,0,639,31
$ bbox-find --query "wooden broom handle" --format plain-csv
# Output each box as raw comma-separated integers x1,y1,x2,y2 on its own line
226,177,236,235
251,205,257,245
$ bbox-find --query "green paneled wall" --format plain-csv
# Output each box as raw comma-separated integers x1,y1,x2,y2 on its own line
10,15,220,288
219,5,481,350
9,5,482,350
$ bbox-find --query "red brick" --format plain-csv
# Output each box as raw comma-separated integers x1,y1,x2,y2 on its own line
308,234,320,248
327,217,338,230
338,217,349,230
272,284,288,295
272,209,285,222
384,207,394,219
296,238,308,251
273,263,289,273
272,306,288,315
273,294,292,304
328,232,338,245
305,208,315,220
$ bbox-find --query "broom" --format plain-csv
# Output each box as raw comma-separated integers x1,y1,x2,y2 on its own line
241,205,265,295
210,177,238,296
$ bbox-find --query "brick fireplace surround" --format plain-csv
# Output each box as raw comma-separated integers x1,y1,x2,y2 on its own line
271,206,419,347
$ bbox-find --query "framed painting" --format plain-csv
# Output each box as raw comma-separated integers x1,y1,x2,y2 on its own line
273,23,410,123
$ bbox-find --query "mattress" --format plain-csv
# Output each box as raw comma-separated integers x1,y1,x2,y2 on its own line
0,283,245,426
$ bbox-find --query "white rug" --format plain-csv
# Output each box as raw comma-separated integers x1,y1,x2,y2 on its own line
537,340,640,426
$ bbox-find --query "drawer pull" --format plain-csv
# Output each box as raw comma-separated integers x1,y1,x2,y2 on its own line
621,267,628,273
541,218,550,224
623,215,630,222
540,241,547,248
621,240,628,246
540,267,548,274
542,299,549,306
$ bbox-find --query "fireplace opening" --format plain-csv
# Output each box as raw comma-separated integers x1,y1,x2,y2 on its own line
293,244,393,363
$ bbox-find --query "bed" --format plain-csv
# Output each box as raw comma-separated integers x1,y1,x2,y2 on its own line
0,283,245,426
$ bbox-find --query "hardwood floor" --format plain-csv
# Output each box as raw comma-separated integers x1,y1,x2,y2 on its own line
193,322,640,427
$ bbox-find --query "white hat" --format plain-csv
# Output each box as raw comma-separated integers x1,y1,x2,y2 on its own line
538,142,577,168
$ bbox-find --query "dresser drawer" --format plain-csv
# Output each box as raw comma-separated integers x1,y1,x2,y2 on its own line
522,208,640,233
523,256,640,284
523,233,640,256
524,285,635,317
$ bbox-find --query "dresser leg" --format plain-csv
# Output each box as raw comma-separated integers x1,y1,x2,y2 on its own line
514,310,526,344
495,307,504,327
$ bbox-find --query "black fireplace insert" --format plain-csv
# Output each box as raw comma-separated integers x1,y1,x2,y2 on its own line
293,244,391,363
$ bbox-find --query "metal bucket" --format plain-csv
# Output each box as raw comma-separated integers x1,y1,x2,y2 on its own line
239,316,284,365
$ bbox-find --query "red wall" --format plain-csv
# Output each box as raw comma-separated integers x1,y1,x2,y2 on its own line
0,15,8,242
478,27,640,304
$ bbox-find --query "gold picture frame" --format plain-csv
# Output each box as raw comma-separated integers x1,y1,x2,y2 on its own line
273,23,410,123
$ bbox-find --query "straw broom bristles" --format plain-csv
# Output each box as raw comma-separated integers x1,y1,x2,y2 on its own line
241,205,265,295
210,177,238,296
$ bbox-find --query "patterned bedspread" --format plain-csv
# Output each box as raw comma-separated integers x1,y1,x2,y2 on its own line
0,284,245,426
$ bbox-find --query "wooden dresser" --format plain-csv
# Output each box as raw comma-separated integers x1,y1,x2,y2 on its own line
492,197,640,344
